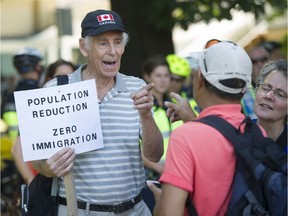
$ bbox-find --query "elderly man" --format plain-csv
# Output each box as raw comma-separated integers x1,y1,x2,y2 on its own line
32,9,163,216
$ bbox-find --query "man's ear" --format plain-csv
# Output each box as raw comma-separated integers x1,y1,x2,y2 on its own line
79,38,88,57
195,70,205,90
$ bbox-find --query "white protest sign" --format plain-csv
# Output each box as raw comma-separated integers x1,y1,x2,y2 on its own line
14,79,103,161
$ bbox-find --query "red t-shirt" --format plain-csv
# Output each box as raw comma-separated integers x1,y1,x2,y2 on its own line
160,104,247,216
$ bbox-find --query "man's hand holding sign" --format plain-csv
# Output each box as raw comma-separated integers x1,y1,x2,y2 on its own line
14,79,103,162
15,79,103,215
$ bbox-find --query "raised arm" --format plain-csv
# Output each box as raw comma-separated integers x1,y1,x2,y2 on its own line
131,83,163,162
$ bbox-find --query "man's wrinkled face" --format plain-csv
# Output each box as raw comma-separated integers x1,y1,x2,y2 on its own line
86,31,125,78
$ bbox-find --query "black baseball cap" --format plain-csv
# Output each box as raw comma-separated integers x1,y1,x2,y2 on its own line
81,9,127,38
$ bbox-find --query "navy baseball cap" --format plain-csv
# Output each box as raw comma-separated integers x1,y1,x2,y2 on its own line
81,9,128,38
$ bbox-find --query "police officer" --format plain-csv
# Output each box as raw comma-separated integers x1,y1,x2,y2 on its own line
1,47,43,141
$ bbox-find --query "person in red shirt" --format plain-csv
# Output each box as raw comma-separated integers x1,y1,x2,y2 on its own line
148,39,254,216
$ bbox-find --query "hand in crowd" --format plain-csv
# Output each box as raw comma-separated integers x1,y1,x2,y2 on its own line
165,92,197,123
131,83,155,117
147,182,162,205
45,147,76,177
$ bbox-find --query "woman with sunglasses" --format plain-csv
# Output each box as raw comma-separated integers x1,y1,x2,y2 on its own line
254,59,287,153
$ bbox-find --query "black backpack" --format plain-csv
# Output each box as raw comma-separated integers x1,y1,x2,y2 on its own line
21,174,58,216
186,115,287,216
21,75,69,216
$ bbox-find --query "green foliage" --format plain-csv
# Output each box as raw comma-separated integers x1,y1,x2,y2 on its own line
145,0,287,30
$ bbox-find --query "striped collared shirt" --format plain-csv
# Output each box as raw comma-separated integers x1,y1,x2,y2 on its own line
44,65,146,204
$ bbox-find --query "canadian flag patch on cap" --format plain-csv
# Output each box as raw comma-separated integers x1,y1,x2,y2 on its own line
97,14,114,22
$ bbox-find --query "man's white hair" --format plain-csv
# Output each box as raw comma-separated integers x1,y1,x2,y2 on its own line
83,32,129,51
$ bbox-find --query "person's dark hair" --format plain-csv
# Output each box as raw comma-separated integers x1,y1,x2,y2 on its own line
256,59,287,85
141,54,170,78
260,41,282,53
44,59,76,83
204,77,246,100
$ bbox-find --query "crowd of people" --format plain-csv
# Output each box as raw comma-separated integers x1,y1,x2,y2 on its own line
0,47,77,214
0,8,287,216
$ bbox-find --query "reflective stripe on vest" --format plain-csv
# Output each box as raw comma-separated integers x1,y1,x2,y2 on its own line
189,98,200,116
153,106,182,160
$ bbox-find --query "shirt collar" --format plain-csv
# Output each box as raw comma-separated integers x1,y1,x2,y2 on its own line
198,104,242,119
114,73,128,92
78,64,127,92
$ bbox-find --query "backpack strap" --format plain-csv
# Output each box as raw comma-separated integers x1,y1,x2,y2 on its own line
196,116,263,153
196,116,262,170
49,75,68,198
196,115,239,143
56,75,69,85
185,115,239,216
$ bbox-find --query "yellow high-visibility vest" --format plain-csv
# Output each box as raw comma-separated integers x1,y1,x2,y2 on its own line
189,98,200,116
153,105,182,160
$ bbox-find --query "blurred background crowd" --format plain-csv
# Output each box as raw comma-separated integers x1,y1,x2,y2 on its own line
0,0,287,215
